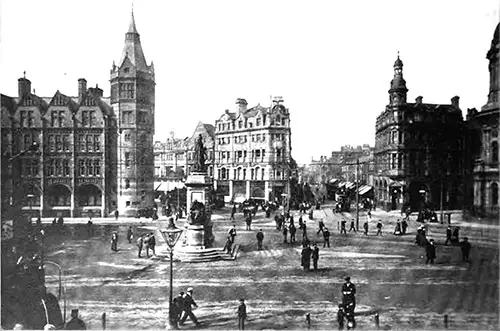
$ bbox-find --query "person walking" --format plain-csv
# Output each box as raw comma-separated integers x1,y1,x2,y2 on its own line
312,243,319,270
460,237,471,262
245,214,252,231
301,243,312,271
224,235,233,254
302,222,308,241
363,220,368,235
376,220,383,236
425,239,436,264
136,235,144,258
143,234,150,258
110,231,118,252
172,291,185,327
237,299,247,330
126,226,133,244
114,210,119,221
256,229,264,250
289,223,297,244
179,288,201,327
323,227,331,248
444,226,452,245
348,219,356,233
401,219,408,235
317,220,325,235
340,219,347,235
228,224,237,243
452,226,460,243
341,277,356,314
231,204,236,220
282,224,288,243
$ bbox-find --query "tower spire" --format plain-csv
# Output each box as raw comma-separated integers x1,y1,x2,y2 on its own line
128,2,138,34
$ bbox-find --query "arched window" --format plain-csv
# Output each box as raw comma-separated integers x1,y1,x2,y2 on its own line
492,141,498,163
492,183,498,206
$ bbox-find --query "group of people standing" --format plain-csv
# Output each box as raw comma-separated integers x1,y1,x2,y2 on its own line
300,242,320,271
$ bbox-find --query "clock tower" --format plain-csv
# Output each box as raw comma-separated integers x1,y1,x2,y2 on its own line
110,9,156,213
388,53,408,107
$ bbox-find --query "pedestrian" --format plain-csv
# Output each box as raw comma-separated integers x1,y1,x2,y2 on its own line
228,224,237,243
460,237,471,262
231,204,236,220
312,243,319,270
376,220,383,236
444,226,452,245
65,309,86,330
401,219,408,235
148,232,156,256
363,220,368,235
172,291,185,326
309,209,314,220
245,214,252,231
348,220,356,232
179,287,201,327
340,220,347,234
86,219,93,237
224,235,233,254
302,222,308,241
323,227,331,247
136,235,144,258
394,221,401,235
282,224,288,243
298,215,304,229
337,304,345,330
110,231,118,252
237,299,247,330
317,220,325,235
289,223,297,244
143,234,150,258
341,277,356,314
425,239,436,264
127,226,133,244
452,226,460,244
256,229,264,250
114,210,119,221
301,243,312,271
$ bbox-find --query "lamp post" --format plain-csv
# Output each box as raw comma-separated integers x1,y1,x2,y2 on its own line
159,218,183,329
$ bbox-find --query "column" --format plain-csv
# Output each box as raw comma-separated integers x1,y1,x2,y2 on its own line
264,180,270,201
229,180,234,200
101,190,105,218
70,192,75,218
246,180,250,199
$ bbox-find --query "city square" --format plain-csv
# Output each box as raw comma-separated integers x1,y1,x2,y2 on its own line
1,1,499,330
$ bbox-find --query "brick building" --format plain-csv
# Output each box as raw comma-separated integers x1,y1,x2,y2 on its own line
373,55,464,212
213,97,292,202
465,23,499,217
1,10,154,217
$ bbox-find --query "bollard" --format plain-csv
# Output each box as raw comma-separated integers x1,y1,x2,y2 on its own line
374,313,380,329
102,312,106,330
444,314,448,329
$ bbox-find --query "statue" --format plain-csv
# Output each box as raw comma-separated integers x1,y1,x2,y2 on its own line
193,134,207,172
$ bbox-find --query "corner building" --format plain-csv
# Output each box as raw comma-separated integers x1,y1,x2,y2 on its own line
110,12,156,212
373,55,463,212
214,97,292,203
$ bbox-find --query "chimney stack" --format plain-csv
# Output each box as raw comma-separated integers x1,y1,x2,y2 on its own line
451,96,460,108
18,77,31,98
236,98,248,113
88,84,103,98
78,78,87,101
415,96,423,105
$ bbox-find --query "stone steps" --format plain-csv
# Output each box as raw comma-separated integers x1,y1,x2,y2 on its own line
172,244,240,263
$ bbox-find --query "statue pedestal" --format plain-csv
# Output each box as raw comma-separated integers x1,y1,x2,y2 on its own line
183,224,205,248
185,172,212,208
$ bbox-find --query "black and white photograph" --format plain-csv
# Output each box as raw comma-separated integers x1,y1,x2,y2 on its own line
0,0,498,329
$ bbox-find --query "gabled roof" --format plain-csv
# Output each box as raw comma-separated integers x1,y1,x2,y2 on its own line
48,90,79,114
17,93,49,114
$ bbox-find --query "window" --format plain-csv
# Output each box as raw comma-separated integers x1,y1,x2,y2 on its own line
243,169,246,179
277,149,281,159
86,135,93,152
31,159,38,176
251,168,254,180
125,179,130,189
124,67,130,73
125,152,131,167
63,135,70,151
86,159,93,176
256,118,261,126
55,159,62,176
94,160,100,176
27,111,34,127
391,153,397,169
89,111,96,127
47,160,54,176
492,141,498,163
125,133,131,141
492,183,498,206
126,201,131,207
138,112,147,124
94,135,100,152
63,160,70,176
79,135,85,151
238,121,243,129
20,111,26,128
281,118,286,126
49,135,55,152
59,111,65,127
122,111,133,125
82,111,89,127
79,160,85,176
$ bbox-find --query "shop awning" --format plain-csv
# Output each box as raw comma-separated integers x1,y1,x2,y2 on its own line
154,181,185,192
345,182,355,189
329,178,340,184
388,180,404,187
358,185,374,196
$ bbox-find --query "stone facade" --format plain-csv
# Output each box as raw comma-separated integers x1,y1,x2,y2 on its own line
465,23,499,217
213,97,292,202
373,55,464,212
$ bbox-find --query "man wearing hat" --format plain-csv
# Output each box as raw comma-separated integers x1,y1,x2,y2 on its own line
460,237,471,262
110,231,118,252
65,309,86,330
444,226,452,245
172,291,185,326
256,229,264,250
425,239,436,264
237,299,247,330
179,287,200,327
341,277,356,314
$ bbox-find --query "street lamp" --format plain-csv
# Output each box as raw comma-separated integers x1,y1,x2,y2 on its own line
158,218,183,329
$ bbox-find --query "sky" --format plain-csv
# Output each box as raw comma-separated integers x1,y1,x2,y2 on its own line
0,0,498,165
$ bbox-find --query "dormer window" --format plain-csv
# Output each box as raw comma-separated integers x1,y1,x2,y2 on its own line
124,68,130,73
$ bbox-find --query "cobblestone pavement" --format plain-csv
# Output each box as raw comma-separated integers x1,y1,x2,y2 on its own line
42,203,499,330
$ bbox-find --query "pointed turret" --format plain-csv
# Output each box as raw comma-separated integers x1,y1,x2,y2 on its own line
128,8,138,34
388,52,408,106
118,8,148,72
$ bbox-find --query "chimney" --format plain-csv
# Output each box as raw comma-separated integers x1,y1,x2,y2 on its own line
451,96,460,108
78,78,87,101
415,96,423,105
236,98,247,113
18,77,31,98
88,84,103,98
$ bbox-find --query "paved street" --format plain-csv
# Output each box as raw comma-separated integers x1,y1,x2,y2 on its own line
42,204,499,330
